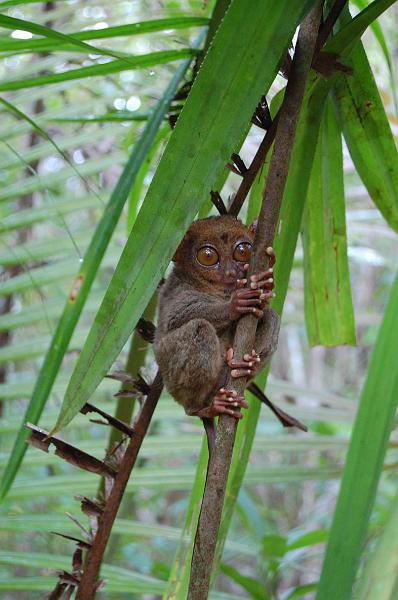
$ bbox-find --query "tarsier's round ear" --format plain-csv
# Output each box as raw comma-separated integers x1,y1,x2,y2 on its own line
249,219,258,236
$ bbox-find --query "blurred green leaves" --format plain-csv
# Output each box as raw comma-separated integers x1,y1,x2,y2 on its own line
303,99,356,346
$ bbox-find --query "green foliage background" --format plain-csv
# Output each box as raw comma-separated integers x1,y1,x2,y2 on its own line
0,1,398,598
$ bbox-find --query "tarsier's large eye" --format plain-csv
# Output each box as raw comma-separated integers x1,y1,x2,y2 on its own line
197,246,219,266
233,242,252,262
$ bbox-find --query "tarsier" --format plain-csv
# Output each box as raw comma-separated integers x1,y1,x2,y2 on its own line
154,215,280,439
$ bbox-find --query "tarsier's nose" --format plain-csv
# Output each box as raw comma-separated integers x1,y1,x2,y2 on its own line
225,264,238,279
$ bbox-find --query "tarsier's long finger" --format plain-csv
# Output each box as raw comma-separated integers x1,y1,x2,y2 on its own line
250,269,274,289
217,388,244,398
256,288,275,307
264,290,275,299
251,267,273,281
237,289,263,298
215,388,239,401
236,277,247,289
227,348,258,367
236,306,264,318
229,359,254,369
226,349,234,364
231,367,254,378
266,246,276,268
227,348,259,379
237,298,263,308
213,401,244,418
215,398,248,409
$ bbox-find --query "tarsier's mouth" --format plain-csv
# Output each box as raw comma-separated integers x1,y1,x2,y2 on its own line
222,277,238,286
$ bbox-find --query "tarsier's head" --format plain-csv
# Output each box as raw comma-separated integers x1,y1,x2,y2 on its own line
173,215,254,293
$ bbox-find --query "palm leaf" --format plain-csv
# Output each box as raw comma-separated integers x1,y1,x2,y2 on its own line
0,16,208,52
316,269,398,599
0,49,196,92
302,98,356,346
0,51,197,500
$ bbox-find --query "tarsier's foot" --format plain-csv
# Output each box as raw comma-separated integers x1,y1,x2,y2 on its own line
232,247,276,319
196,388,248,419
227,347,260,379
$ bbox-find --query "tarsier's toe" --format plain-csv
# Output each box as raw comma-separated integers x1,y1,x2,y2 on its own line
215,388,246,404
195,385,248,419
214,399,245,410
227,348,259,378
214,387,236,402
215,405,244,418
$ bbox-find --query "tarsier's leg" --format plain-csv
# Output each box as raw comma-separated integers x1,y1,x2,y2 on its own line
227,308,280,379
154,318,247,418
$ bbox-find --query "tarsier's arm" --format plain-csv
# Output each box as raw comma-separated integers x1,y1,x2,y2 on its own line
163,280,272,334
164,291,233,332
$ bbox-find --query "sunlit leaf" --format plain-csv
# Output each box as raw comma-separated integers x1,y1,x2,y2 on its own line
316,270,398,600
0,49,196,92
0,16,208,52
333,36,398,232
357,490,398,600
302,98,356,346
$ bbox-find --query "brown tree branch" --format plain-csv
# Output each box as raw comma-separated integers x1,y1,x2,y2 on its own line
188,5,323,598
228,113,279,216
75,371,163,599
316,0,348,50
228,0,348,218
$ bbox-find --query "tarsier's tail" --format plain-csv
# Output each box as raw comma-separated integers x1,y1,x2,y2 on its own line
248,382,307,432
201,417,216,453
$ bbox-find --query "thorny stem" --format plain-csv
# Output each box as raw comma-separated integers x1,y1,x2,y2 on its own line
228,0,348,217
187,4,323,599
75,371,163,600
103,295,158,456
228,114,279,216
316,0,348,50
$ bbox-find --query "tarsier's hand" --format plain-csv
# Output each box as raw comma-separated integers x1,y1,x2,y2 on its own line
229,247,276,320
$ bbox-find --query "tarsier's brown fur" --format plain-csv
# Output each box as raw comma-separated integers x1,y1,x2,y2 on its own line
154,215,280,418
